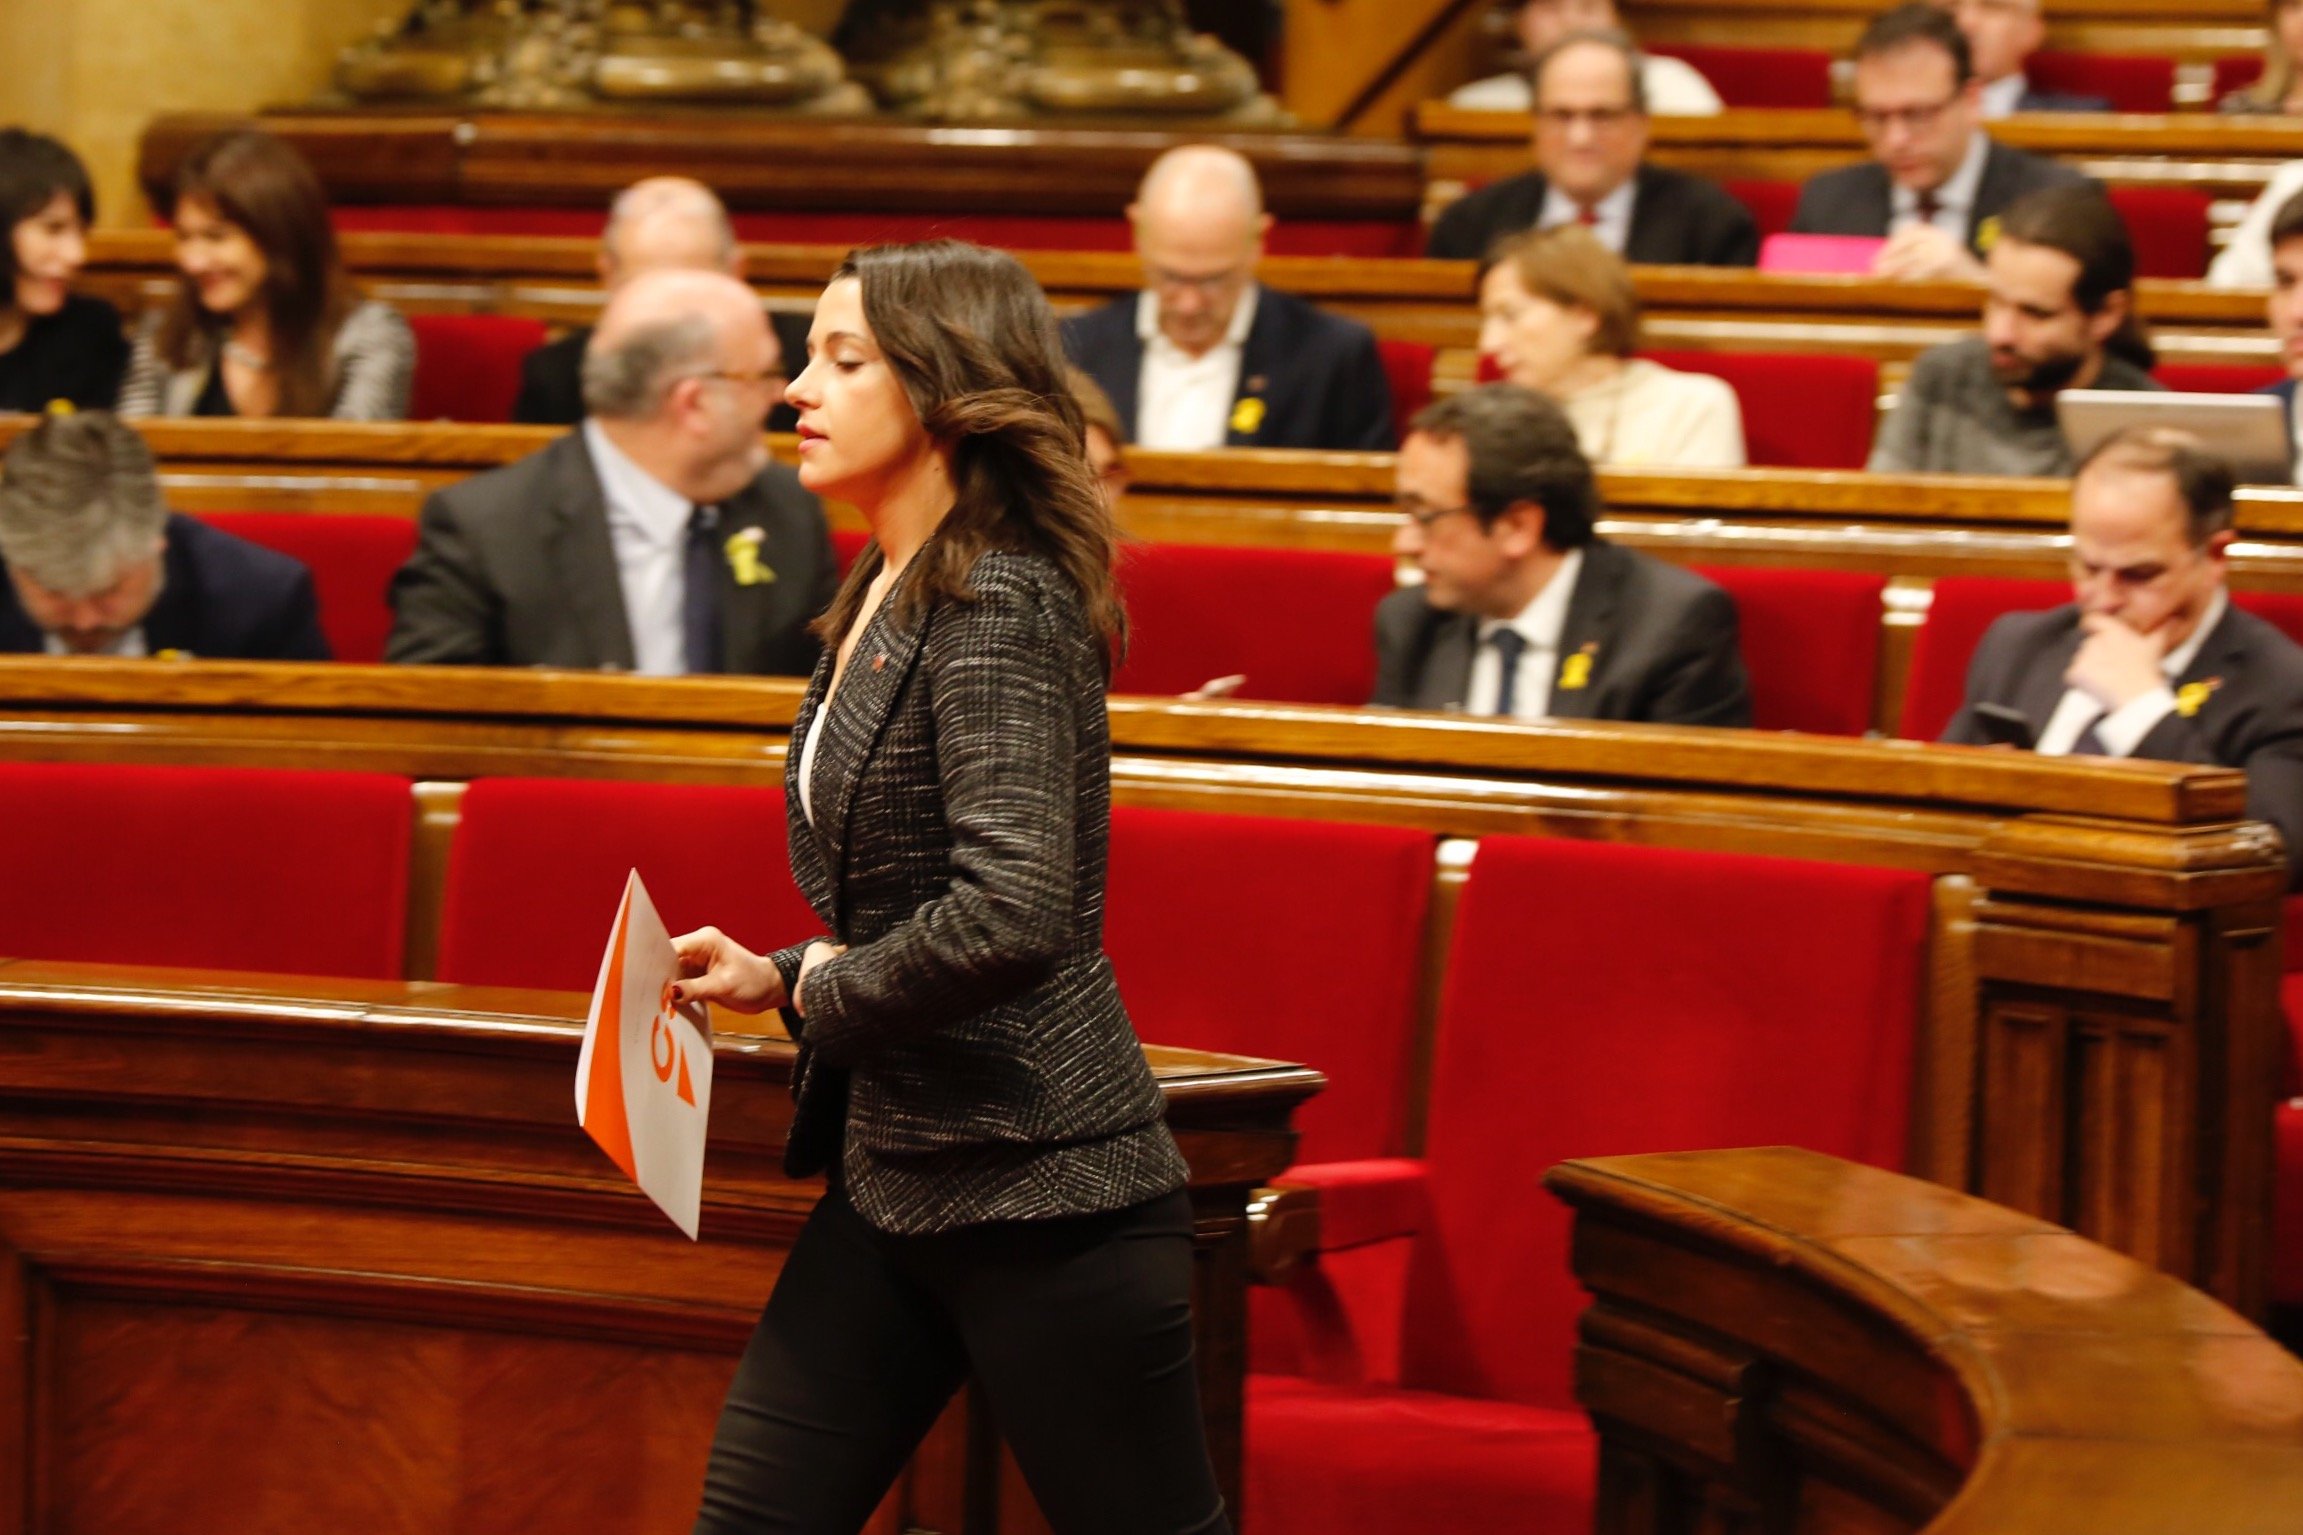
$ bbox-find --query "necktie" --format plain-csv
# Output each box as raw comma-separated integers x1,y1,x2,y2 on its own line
1489,629,1529,718
1574,204,1599,227
1915,191,1943,225
684,504,724,675
2069,713,2109,756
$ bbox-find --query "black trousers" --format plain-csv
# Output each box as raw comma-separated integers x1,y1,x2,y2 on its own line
692,1183,1234,1535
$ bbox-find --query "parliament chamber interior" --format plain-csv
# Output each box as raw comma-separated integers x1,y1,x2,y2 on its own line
4,0,2303,1530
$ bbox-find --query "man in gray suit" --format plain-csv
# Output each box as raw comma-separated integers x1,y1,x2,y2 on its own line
387,269,836,674
1791,2,2086,281
1372,383,1751,726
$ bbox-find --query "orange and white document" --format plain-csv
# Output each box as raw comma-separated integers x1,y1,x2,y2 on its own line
576,870,714,1239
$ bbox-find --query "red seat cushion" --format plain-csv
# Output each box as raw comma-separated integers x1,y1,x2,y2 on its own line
1375,338,1435,444
2276,1099,2303,1306
2215,56,2267,101
1646,44,1834,108
1726,179,1802,242
1111,543,1397,703
0,762,410,978
2028,49,2175,113
437,778,816,992
1104,808,1434,1164
2105,187,2212,280
1696,565,1885,735
406,313,551,423
1643,350,1880,469
199,512,418,664
1897,576,2072,740
2155,363,2288,395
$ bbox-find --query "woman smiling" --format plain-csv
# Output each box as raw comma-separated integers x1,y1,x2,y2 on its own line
0,130,126,414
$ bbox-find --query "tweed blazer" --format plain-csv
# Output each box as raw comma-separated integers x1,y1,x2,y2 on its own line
769,547,1187,1234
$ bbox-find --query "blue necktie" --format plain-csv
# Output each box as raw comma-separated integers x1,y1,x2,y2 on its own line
1489,629,1528,717
684,504,723,675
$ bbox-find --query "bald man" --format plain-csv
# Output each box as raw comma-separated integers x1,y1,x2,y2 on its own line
511,176,809,433
387,268,835,674
1060,145,1396,452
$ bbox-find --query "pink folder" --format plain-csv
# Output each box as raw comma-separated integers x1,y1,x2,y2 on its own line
1758,233,1887,274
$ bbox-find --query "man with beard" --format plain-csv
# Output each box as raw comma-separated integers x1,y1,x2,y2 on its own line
1869,183,2161,475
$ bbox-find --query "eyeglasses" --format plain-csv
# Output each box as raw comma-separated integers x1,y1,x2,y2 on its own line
1854,95,1961,136
1536,106,1640,131
691,365,786,390
1394,497,1481,529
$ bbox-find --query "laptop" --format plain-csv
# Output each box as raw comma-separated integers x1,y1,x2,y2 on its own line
2055,389,2294,485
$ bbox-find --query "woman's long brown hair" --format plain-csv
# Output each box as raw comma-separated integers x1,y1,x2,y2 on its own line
158,130,352,419
813,240,1125,670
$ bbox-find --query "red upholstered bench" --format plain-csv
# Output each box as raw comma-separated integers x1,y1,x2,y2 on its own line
0,762,411,979
1896,575,2072,742
1110,543,1398,703
2106,187,2212,280
1646,44,1834,107
1245,837,1931,1535
436,778,816,992
200,512,418,664
2156,363,2287,395
1642,350,1881,469
406,313,551,424
2028,49,2176,112
2215,56,2267,101
1375,338,1435,444
1696,565,1885,735
1726,179,1802,242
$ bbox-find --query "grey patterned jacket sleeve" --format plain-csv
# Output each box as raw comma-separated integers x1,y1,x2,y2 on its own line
114,300,413,420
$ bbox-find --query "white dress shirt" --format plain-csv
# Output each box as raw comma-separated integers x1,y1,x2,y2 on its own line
2037,589,2228,756
1978,74,2028,120
585,418,701,677
1537,178,1638,256
1134,286,1260,451
1469,548,1585,719
1891,131,1990,242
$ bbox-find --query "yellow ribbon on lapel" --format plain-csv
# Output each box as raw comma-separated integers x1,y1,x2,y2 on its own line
724,527,775,587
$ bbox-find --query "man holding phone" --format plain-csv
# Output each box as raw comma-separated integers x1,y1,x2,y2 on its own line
1942,426,2303,886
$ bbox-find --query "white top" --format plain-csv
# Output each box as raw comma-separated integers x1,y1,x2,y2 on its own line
1448,52,1724,116
2206,159,2303,289
1891,131,1990,241
798,689,830,825
1470,547,1585,719
1536,178,1638,256
2036,589,2228,756
1560,358,1747,468
1978,74,2028,120
1133,286,1260,450
584,418,701,677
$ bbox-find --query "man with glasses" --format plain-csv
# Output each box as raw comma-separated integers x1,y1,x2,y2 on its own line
1942,427,2303,887
510,176,805,433
1061,144,1394,452
1372,382,1752,726
1428,30,1758,265
388,268,835,675
1449,0,1722,116
1791,2,2084,281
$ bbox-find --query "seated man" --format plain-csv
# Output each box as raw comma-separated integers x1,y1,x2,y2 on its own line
1062,145,1394,452
1870,183,2161,476
1943,427,2303,886
2263,189,2303,476
0,409,326,659
1428,30,1757,266
1450,0,1722,116
512,176,805,434
387,268,835,674
2207,161,2303,289
1373,382,1752,726
1792,2,2086,281
1949,0,2111,117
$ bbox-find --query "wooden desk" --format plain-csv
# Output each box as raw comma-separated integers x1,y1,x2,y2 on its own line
0,959,1317,1535
1549,1146,2303,1533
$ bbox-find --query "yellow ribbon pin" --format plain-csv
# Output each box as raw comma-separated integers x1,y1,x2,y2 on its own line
1229,396,1266,438
1975,215,2002,253
1557,644,1596,691
2175,678,2221,718
724,527,774,587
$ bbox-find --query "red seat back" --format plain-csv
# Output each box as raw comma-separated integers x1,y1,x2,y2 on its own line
1696,565,1885,735
2106,187,2212,280
1376,338,1435,443
1726,179,1802,241
437,778,816,991
2215,56,2267,101
1401,837,1930,1408
2234,590,2303,649
1111,543,1398,703
406,313,551,423
2155,363,2287,395
0,762,410,978
1105,807,1435,1164
1897,576,2072,739
1646,44,1834,107
199,512,418,663
1643,350,1880,469
2027,49,2175,112
832,529,871,577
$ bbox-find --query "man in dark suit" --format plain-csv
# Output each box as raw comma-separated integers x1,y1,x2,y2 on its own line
2258,185,2303,474
511,177,804,435
1426,30,1758,266
0,409,326,659
1060,145,1394,452
388,268,836,674
1792,3,2086,281
1372,382,1751,726
1944,428,2303,887
1953,0,2112,117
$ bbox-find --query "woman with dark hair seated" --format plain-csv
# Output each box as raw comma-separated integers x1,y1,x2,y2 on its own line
118,129,411,420
0,129,127,414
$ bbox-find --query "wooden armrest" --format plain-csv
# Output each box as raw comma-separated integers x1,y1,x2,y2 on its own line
1246,1181,1322,1283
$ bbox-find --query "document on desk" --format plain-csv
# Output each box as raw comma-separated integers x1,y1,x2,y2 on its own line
576,870,714,1239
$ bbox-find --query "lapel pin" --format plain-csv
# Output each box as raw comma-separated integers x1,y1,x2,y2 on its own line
872,652,887,672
